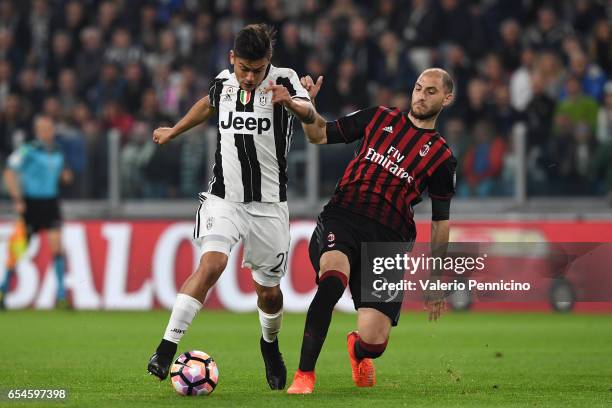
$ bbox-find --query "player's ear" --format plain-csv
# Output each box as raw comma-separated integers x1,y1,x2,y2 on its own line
229,50,235,66
443,92,454,108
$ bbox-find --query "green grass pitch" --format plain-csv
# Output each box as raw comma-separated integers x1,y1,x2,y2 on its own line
0,310,611,407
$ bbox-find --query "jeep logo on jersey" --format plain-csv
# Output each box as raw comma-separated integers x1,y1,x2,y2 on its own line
419,142,431,157
219,111,272,134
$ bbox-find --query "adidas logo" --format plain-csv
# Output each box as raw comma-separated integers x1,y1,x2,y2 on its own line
383,126,393,133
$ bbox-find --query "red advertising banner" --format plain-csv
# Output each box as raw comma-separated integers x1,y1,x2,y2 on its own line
1,220,611,311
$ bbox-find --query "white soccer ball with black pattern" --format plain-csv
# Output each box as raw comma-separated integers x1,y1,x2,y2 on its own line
170,350,219,396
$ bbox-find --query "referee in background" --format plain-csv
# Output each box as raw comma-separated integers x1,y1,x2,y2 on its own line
1,115,72,310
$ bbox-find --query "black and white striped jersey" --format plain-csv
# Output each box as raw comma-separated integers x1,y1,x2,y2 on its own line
206,65,310,203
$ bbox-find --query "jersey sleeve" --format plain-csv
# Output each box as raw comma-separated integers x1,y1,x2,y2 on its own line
208,70,230,109
427,155,456,221
428,155,457,200
285,69,310,100
325,106,379,144
7,145,29,171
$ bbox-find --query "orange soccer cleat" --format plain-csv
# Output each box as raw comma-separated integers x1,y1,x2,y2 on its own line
347,331,376,387
286,369,316,394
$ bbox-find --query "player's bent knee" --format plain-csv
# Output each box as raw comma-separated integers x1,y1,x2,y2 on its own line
319,250,350,277
257,287,283,311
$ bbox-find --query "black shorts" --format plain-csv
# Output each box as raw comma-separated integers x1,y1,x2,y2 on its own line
23,198,62,236
309,205,413,326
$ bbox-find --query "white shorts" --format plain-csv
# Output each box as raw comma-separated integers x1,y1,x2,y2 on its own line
193,192,290,287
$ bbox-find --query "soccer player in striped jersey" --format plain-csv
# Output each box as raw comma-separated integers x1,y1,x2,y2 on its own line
147,24,319,390
287,68,457,394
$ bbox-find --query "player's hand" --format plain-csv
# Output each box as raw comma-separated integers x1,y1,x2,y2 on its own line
263,81,293,107
61,168,74,185
153,127,176,145
14,199,25,215
300,75,323,100
424,289,446,322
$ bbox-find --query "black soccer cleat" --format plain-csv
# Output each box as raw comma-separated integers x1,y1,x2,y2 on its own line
147,352,174,381
260,337,287,390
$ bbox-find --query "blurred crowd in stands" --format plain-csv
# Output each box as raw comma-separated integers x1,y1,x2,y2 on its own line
0,0,610,200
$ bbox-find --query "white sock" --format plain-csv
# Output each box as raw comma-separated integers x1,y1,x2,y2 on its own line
163,294,203,344
258,307,283,343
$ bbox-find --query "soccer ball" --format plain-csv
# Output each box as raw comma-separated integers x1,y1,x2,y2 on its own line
170,350,219,396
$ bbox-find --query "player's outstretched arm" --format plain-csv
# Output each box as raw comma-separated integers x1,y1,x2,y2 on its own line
153,95,215,145
425,219,450,321
298,75,327,144
263,79,322,128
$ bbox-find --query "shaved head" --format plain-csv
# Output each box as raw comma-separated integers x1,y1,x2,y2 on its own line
420,68,454,94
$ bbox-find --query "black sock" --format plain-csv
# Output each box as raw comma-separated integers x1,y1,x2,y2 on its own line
354,338,388,360
156,339,177,357
298,271,347,372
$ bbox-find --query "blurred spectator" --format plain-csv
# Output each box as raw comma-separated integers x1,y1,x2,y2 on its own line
123,62,149,113
460,77,495,130
548,120,597,194
341,16,380,79
120,120,154,198
481,53,507,93
443,117,468,176
20,0,52,66
460,120,506,197
509,48,536,112
97,1,120,42
560,51,607,102
555,75,599,132
56,68,79,114
88,62,125,114
572,0,606,38
209,19,234,76
145,29,178,72
439,0,473,51
46,30,75,85
101,100,134,138
369,0,404,38
442,44,475,107
589,19,611,75
75,27,104,92
0,94,27,157
375,30,415,92
491,85,518,138
138,3,159,53
15,66,44,119
525,7,573,51
534,51,565,99
0,59,11,109
524,72,556,149
274,21,309,75
0,27,22,74
56,1,87,47
105,28,143,68
402,0,439,49
310,17,336,66
596,82,612,144
328,58,368,115
497,19,522,72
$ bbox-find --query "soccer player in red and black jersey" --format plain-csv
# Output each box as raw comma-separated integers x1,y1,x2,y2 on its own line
287,68,457,394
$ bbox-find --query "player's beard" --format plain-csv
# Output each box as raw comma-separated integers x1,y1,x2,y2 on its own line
409,104,441,121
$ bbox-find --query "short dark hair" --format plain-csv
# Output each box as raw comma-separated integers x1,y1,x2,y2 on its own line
233,24,276,60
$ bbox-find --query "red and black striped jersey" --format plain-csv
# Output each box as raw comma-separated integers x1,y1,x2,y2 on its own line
324,106,456,240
